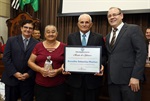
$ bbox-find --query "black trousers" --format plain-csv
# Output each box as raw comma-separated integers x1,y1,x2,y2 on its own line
5,84,34,101
108,83,141,101
69,77,100,101
35,83,66,101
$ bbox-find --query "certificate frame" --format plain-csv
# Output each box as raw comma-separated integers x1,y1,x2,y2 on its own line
64,46,102,73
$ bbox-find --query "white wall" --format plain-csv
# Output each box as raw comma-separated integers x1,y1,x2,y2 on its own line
62,0,150,14
0,0,10,43
0,17,9,43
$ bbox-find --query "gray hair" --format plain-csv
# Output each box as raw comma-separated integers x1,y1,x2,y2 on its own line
44,25,58,33
78,13,92,22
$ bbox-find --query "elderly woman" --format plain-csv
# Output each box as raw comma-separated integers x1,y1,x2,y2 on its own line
28,25,66,101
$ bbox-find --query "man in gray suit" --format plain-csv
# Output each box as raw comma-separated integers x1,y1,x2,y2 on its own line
145,27,150,58
106,7,147,101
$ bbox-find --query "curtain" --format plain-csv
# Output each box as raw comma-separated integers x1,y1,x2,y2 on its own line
10,0,150,43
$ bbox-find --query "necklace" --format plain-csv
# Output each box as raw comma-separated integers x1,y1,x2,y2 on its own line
44,41,57,52
47,48,55,52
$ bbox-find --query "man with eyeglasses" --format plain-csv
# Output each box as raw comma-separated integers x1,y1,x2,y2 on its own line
105,7,147,101
1,20,38,101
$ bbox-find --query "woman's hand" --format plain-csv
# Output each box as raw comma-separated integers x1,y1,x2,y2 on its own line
39,68,49,77
47,69,58,77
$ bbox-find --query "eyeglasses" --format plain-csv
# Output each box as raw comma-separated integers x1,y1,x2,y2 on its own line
107,13,121,18
23,26,33,30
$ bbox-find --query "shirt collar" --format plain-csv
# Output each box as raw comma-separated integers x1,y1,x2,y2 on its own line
22,35,31,41
112,22,124,32
80,31,90,37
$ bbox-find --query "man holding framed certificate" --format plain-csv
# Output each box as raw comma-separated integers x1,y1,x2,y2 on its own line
62,13,107,101
64,46,102,73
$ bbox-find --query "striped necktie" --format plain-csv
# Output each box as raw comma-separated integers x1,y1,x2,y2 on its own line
110,28,118,48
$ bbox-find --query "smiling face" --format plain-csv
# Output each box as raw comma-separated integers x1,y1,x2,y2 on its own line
44,25,58,41
77,14,93,34
32,30,41,40
21,23,34,38
146,28,150,40
107,7,123,28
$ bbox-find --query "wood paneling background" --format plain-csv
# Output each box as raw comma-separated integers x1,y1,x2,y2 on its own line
10,0,150,43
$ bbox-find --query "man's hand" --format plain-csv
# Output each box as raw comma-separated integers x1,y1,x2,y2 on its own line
13,72,29,81
61,65,71,75
22,73,29,80
94,65,104,76
128,77,140,92
13,72,23,80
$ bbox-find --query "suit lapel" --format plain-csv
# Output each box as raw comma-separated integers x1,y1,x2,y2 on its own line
17,35,25,51
87,32,94,45
74,32,95,46
17,35,35,52
75,32,82,45
112,24,127,49
26,38,34,51
108,23,128,51
106,33,111,52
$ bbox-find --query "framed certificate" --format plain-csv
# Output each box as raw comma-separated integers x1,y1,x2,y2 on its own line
64,46,102,73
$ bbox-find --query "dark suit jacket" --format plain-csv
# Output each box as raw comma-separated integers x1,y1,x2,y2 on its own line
106,23,147,84
146,40,149,53
66,31,107,89
1,35,38,86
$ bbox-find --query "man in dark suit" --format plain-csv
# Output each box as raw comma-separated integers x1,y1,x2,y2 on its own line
145,27,150,41
145,27,150,62
106,7,147,101
63,13,107,101
1,20,38,101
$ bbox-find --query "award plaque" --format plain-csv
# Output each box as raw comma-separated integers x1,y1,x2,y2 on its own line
64,46,102,73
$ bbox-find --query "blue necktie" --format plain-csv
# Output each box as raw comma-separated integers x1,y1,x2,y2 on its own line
82,34,86,46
